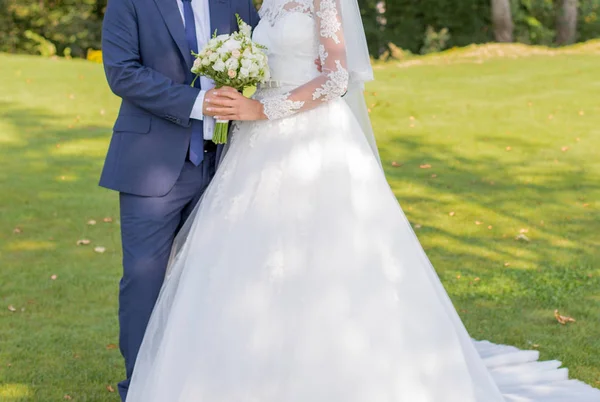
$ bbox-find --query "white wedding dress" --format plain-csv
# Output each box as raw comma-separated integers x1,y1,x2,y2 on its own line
125,0,600,400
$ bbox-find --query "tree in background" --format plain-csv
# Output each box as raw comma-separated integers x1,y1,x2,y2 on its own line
0,0,599,59
383,0,492,55
556,0,578,44
492,0,514,42
0,0,105,57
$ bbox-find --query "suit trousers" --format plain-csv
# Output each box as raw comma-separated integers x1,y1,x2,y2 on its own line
117,152,216,401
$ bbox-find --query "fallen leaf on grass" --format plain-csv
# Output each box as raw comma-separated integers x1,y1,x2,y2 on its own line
87,220,97,225
487,225,493,229
561,146,569,152
475,221,483,225
77,239,91,246
107,385,115,393
579,111,585,116
506,146,511,151
431,174,437,178
106,344,118,350
391,161,402,168
103,217,113,223
504,262,510,266
64,395,72,400
94,246,106,253
520,228,529,234
419,164,432,169
13,227,22,234
8,305,17,312
51,275,57,280
515,233,530,242
554,310,576,325
449,211,455,217
414,224,422,229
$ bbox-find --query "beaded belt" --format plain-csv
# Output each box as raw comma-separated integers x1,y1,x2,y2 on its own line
258,80,301,89
258,80,282,89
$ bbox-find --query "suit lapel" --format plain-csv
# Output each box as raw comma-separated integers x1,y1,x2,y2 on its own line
153,0,191,65
209,0,232,36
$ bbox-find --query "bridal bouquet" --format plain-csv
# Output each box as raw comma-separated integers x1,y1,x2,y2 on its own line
191,14,270,144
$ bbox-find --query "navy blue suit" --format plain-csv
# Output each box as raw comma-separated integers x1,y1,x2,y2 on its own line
100,0,259,399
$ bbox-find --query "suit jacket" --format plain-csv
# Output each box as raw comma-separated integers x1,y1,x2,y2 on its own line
99,0,260,196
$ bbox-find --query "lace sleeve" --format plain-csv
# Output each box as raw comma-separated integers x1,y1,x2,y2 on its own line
260,0,349,120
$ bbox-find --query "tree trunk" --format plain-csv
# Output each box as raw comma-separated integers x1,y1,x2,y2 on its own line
491,0,514,42
556,0,578,45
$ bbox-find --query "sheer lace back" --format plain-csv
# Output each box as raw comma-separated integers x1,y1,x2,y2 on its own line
254,0,349,119
259,0,314,25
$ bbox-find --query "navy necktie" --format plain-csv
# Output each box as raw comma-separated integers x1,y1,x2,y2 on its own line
182,0,204,166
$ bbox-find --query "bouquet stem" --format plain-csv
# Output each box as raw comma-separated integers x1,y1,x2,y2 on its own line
213,120,230,144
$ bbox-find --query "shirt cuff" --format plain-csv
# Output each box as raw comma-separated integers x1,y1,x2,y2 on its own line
190,90,206,120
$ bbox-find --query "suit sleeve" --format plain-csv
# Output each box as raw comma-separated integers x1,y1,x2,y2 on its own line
249,0,261,28
102,0,200,127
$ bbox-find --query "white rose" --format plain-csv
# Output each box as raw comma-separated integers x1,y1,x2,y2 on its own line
222,38,242,52
231,49,241,58
248,63,259,77
209,53,218,62
240,58,253,68
239,67,250,78
201,57,211,66
213,59,226,72
225,58,239,70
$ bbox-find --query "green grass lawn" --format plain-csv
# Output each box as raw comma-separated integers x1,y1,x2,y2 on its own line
1,44,600,400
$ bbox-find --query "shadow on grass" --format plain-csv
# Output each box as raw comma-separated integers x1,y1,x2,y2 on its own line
383,134,600,305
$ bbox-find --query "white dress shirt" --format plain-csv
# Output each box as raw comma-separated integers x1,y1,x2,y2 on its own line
177,0,215,140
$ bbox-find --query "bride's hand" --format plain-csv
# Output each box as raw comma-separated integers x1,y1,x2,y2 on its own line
205,87,267,121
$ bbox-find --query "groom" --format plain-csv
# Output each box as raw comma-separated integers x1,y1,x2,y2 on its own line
100,0,259,400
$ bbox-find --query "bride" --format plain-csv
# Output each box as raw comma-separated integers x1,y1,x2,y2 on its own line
125,0,600,399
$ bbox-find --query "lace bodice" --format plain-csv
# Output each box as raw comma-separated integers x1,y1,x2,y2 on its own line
253,0,349,119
